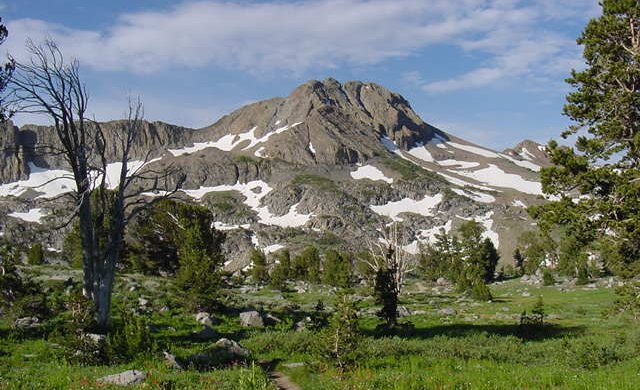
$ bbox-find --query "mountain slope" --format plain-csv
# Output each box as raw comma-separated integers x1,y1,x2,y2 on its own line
0,78,550,269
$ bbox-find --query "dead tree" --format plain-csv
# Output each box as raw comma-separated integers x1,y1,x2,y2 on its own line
6,39,183,330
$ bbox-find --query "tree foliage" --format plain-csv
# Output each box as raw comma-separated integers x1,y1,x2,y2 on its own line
531,1,640,277
420,220,499,292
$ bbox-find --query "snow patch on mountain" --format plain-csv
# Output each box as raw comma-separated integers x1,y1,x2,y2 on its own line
182,180,311,228
451,188,495,203
407,143,434,162
499,154,540,172
350,164,393,183
169,122,303,156
456,164,542,195
436,159,480,169
0,163,76,199
447,141,500,158
8,208,47,223
370,193,443,221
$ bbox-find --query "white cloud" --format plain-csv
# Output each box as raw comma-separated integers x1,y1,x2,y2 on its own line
4,0,597,82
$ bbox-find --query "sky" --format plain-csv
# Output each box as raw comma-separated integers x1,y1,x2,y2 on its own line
1,0,600,150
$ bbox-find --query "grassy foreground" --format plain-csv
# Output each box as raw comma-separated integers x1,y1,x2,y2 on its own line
1,267,639,389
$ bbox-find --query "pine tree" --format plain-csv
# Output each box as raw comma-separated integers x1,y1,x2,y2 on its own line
250,249,269,284
374,266,398,330
27,243,44,265
322,250,351,288
530,1,640,277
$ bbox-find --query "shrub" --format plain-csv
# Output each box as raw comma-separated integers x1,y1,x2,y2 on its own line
470,280,493,301
542,269,556,286
106,307,153,363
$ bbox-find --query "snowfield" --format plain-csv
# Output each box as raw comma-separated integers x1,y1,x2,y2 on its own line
451,188,496,203
407,143,434,163
8,208,47,223
0,163,76,199
447,141,500,158
370,193,443,221
350,164,393,183
182,180,312,228
169,122,303,156
456,164,542,195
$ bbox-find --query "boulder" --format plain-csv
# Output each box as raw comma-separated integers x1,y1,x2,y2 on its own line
163,351,186,370
83,333,106,344
239,310,264,327
14,316,40,329
438,308,457,316
397,306,411,317
97,370,146,386
215,338,250,358
195,312,214,326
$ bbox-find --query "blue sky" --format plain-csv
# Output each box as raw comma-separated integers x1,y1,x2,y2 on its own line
2,0,599,150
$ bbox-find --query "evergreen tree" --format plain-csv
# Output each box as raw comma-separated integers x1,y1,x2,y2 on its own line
26,243,44,265
250,249,269,284
322,250,351,288
513,248,524,275
320,293,360,369
292,245,321,282
374,266,398,330
268,249,291,290
530,1,640,277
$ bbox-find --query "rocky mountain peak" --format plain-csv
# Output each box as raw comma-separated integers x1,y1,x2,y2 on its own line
503,139,550,168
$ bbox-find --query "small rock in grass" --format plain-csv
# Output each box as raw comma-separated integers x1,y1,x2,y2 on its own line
239,310,264,327
195,312,214,326
215,338,250,358
163,351,186,370
97,370,146,386
398,306,411,317
438,308,457,316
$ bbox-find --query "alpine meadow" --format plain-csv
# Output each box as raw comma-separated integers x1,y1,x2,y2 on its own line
1,1,640,389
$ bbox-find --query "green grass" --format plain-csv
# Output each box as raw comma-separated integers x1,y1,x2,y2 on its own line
292,175,340,193
1,266,638,389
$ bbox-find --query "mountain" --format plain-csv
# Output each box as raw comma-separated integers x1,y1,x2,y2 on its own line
0,78,550,270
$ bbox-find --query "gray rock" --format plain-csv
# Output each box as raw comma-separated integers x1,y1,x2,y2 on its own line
215,338,250,358
97,370,146,386
138,297,149,307
84,333,106,344
163,351,185,370
397,306,411,317
264,313,282,325
14,316,39,329
438,308,457,316
195,312,214,326
239,310,264,327
283,362,305,368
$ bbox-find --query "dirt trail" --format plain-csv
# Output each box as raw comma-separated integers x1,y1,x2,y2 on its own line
269,371,302,390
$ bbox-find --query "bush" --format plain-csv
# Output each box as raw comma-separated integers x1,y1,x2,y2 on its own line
542,269,556,286
470,280,493,301
106,307,153,363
